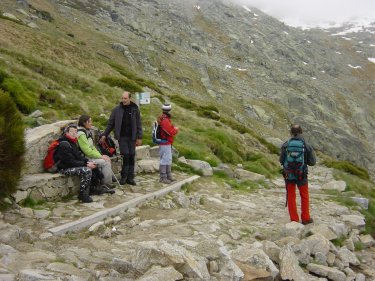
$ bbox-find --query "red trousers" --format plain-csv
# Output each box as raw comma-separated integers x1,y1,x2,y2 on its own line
286,181,310,222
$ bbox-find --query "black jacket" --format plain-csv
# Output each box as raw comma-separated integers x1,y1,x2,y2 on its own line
54,135,88,170
103,101,143,141
280,135,316,183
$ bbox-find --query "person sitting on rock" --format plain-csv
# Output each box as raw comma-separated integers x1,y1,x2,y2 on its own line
77,114,115,189
54,124,97,203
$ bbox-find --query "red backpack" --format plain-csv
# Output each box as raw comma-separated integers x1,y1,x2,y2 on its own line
43,140,60,172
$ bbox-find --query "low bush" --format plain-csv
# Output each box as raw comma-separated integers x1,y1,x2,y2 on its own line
0,77,37,113
0,90,25,207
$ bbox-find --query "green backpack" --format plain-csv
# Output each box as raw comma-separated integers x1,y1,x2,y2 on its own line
283,138,306,181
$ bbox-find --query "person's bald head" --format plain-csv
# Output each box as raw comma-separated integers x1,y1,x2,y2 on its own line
120,91,131,105
290,124,303,137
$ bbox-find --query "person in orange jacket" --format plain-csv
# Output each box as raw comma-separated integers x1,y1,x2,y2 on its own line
158,104,179,184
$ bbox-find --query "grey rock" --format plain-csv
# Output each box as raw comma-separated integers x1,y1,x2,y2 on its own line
281,221,304,238
133,240,210,279
172,192,190,208
337,247,360,267
185,159,213,176
307,263,346,281
136,265,183,281
231,244,279,279
341,215,366,231
300,234,330,256
18,269,54,280
308,224,338,241
321,180,346,192
234,168,266,181
350,197,369,209
46,262,91,279
359,234,375,248
2,13,19,21
279,244,309,280
29,110,43,118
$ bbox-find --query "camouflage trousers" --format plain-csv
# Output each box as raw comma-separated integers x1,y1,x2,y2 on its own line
60,167,92,193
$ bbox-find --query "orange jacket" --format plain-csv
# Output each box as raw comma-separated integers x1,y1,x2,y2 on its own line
158,114,178,145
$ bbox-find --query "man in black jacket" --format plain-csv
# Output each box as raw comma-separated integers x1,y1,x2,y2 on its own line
280,124,316,225
100,91,143,185
54,124,97,203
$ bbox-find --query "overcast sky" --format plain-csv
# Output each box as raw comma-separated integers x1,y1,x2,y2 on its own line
232,0,375,27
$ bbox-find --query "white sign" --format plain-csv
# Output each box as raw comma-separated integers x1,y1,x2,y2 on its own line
139,92,150,105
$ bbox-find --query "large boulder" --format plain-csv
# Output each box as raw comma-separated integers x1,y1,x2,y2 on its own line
24,120,75,174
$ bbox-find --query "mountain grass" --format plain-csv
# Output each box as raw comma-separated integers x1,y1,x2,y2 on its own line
332,170,375,236
324,160,369,180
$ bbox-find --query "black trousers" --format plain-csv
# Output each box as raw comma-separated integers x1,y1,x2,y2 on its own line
119,137,136,180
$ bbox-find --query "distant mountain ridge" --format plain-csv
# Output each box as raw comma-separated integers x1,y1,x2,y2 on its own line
1,0,374,176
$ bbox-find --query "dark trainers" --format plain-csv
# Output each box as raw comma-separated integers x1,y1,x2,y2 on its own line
160,178,172,184
302,218,314,225
78,193,93,203
126,179,136,185
119,177,127,185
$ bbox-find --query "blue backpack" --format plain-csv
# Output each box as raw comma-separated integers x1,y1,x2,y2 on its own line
283,138,306,181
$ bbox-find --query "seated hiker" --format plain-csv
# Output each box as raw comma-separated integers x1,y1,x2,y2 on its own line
77,115,115,188
54,124,97,203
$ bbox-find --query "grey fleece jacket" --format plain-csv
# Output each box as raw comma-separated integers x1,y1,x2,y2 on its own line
103,102,143,141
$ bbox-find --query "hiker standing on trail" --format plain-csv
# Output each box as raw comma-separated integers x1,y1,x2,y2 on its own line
54,124,97,203
77,114,114,188
158,104,179,184
280,124,316,225
100,91,143,186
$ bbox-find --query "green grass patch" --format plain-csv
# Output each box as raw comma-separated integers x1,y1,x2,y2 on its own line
219,117,279,154
0,77,37,113
105,61,165,94
225,179,263,192
332,170,375,237
243,152,280,178
99,76,143,93
324,160,369,180
331,236,347,247
354,241,365,251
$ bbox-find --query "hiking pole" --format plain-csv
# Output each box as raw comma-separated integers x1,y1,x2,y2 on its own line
111,169,122,188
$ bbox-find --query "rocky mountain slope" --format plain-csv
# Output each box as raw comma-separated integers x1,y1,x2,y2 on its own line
1,0,374,175
1,167,374,280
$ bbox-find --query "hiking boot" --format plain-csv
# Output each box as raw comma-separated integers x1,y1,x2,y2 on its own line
302,218,314,225
126,179,136,186
78,193,93,203
166,165,176,182
120,177,127,185
160,178,172,184
90,185,107,195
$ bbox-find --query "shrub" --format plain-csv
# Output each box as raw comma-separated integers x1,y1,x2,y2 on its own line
99,76,143,93
0,69,9,83
324,160,369,180
0,90,25,206
0,77,37,113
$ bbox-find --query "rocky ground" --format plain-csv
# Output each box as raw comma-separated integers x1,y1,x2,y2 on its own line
0,166,374,281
